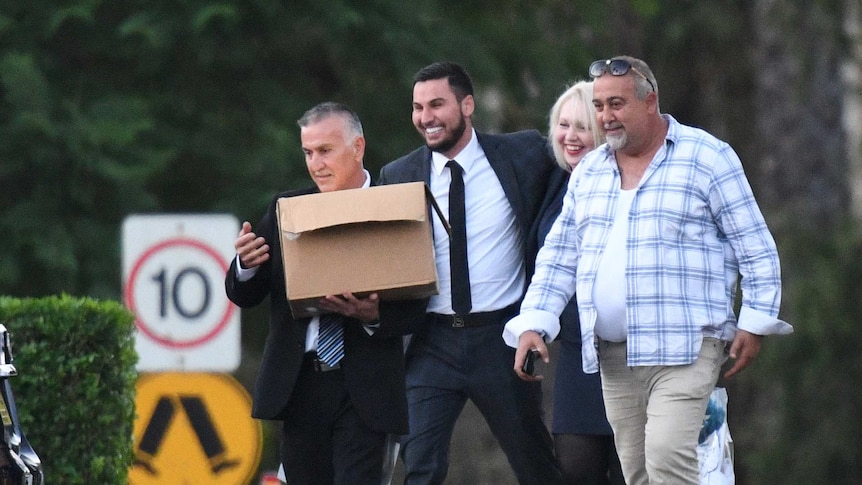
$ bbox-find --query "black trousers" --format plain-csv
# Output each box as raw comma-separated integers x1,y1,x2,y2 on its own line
280,354,387,485
401,321,563,485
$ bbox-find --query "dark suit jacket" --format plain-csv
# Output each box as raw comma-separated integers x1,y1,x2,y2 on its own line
224,186,410,435
378,130,555,308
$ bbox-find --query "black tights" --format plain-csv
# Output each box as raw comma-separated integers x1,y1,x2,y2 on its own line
554,433,625,485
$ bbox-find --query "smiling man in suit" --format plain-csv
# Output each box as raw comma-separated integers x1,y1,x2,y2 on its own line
378,62,563,485
225,102,410,485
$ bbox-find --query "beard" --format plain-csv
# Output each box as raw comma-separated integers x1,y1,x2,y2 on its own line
605,130,628,151
426,114,467,155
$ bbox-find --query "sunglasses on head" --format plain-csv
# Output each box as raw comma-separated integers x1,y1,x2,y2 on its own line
589,59,656,92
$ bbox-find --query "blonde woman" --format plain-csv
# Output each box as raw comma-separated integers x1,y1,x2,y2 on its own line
535,81,623,484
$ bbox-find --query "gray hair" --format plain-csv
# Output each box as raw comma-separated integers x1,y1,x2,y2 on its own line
297,102,364,141
611,55,660,111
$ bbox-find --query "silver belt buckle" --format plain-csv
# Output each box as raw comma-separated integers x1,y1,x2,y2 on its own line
452,315,465,328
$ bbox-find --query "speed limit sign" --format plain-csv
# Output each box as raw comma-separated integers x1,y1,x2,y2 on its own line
122,214,240,372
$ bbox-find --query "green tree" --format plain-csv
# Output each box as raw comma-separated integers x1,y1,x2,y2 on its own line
2,1,859,483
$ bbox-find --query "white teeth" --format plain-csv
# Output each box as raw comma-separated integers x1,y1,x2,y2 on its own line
426,127,443,134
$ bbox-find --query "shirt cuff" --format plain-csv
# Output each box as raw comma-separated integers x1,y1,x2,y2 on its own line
235,255,258,282
737,306,793,336
502,309,561,348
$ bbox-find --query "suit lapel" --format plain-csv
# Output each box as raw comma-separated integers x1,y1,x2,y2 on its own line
415,147,433,185
477,133,526,231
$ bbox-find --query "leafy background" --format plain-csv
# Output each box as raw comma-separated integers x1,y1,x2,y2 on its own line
1,1,861,483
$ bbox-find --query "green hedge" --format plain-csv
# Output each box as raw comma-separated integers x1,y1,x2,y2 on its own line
0,295,137,484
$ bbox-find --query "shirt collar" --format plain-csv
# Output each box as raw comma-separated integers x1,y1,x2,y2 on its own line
431,128,479,176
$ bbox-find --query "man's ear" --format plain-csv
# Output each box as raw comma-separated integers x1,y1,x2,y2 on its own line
646,91,659,114
461,94,475,118
353,135,366,161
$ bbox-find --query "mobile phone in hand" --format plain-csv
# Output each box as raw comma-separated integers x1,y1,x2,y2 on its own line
521,349,541,375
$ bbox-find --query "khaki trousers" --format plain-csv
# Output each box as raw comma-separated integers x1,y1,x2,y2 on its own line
599,338,725,484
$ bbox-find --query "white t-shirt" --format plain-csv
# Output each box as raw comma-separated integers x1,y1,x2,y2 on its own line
592,188,636,342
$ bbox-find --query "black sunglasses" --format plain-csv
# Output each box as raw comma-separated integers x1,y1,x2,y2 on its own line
589,59,656,92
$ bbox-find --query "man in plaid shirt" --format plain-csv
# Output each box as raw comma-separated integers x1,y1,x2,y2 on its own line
504,56,793,484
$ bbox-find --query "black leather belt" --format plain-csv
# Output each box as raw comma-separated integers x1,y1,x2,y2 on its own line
303,352,341,372
428,303,519,328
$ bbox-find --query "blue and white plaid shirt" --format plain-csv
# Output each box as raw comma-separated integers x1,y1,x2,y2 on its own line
504,115,793,373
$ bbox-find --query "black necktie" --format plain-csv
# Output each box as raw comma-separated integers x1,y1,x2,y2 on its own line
446,160,471,315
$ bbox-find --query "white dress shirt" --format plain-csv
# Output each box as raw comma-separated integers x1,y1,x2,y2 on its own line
427,129,525,314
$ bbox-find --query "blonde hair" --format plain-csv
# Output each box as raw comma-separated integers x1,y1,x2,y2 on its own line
547,81,604,171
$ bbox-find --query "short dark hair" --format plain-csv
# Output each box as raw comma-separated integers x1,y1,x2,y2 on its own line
413,61,474,101
297,102,364,139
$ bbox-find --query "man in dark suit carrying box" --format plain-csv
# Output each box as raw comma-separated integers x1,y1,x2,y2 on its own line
225,102,411,485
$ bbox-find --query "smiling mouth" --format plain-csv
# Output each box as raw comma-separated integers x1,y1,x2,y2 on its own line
424,126,443,135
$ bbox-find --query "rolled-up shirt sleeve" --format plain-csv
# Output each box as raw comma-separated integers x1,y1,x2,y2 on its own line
503,171,580,348
502,309,561,348
737,306,793,336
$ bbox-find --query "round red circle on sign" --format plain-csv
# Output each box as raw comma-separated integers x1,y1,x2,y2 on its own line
125,238,236,349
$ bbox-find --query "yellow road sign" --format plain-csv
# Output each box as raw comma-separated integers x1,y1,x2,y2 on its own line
130,373,262,484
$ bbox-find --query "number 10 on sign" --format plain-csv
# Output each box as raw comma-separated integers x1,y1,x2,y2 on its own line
122,215,241,372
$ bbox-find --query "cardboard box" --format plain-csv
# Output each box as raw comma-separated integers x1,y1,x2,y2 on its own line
277,182,438,318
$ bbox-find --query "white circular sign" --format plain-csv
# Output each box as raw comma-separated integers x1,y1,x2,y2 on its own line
125,238,235,348
122,214,240,372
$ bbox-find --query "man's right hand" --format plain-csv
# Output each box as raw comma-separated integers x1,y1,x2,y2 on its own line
235,221,270,269
513,330,549,382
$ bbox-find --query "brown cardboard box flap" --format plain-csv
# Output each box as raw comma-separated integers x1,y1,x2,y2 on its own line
279,182,428,235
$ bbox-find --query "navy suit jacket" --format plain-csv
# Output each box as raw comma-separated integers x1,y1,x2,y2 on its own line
378,130,555,319
224,186,411,435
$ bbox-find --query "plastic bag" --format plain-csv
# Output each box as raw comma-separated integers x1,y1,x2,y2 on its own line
698,387,734,484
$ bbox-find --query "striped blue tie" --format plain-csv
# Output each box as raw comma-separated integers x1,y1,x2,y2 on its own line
317,314,344,366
